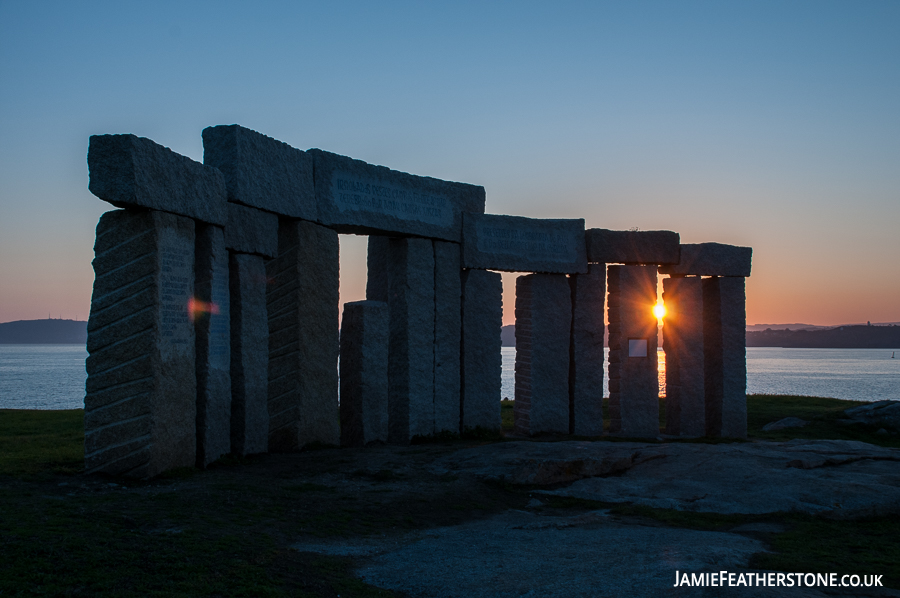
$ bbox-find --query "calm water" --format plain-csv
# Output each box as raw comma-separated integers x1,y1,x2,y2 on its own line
0,345,88,410
1,345,897,410
746,347,899,401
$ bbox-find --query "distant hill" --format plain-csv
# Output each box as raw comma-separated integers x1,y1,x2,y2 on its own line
747,322,900,332
747,325,900,349
0,319,88,344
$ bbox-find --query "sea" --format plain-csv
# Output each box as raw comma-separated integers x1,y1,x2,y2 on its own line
1,345,898,410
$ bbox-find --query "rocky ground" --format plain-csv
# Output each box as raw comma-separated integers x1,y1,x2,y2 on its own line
3,400,900,597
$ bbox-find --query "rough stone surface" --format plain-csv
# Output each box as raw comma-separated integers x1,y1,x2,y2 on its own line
514,274,572,435
88,134,227,226
387,238,435,442
224,202,278,258
659,242,753,277
267,219,340,450
365,236,390,302
229,253,270,455
348,511,770,598
202,125,315,220
607,265,659,438
585,229,680,265
461,269,502,433
309,148,485,241
762,417,808,432
430,439,900,516
461,213,587,274
433,241,462,435
703,276,747,438
194,224,231,466
340,301,389,447
85,209,196,478
570,264,605,436
662,276,705,437
841,400,900,430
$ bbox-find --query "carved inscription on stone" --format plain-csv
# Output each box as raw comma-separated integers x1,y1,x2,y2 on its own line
332,172,452,227
475,221,577,263
158,229,193,359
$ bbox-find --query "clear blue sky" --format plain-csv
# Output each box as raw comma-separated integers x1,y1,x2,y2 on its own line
1,0,898,325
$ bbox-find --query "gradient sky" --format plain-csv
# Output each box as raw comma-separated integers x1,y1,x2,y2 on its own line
1,1,898,327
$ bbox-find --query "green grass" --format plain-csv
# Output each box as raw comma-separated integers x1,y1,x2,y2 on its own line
3,396,899,594
0,408,84,475
746,394,900,447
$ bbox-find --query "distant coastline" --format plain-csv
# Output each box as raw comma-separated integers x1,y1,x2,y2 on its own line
4,318,897,349
746,325,900,349
0,319,88,344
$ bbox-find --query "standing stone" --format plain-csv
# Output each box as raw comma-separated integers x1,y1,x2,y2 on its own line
607,265,659,438
224,202,279,257
585,229,680,265
433,241,462,435
267,219,340,450
703,276,748,438
386,238,435,442
462,213,587,274
659,243,752,278
84,209,196,478
570,264,605,436
662,276,705,437
514,274,572,435
88,134,227,226
229,253,270,455
340,301,389,446
461,269,502,433
309,149,485,242
202,125,315,220
225,203,277,456
366,235,390,302
195,224,231,466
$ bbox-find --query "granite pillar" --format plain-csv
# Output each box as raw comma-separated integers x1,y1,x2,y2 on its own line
194,224,231,466
366,235,390,302
84,209,196,478
662,276,705,437
433,241,462,435
386,237,435,442
514,273,572,435
607,265,659,438
267,219,340,450
513,275,533,436
703,276,748,438
570,264,605,436
461,269,502,433
225,203,277,456
339,300,389,446
229,253,270,455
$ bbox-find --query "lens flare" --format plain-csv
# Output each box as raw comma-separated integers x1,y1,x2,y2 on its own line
653,303,666,320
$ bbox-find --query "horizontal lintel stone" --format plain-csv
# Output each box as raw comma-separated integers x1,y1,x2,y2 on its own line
224,203,279,258
309,148,485,242
659,243,752,277
462,213,587,274
88,134,227,226
202,125,315,220
586,229,680,265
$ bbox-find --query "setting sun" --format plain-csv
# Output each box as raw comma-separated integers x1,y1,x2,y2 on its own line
653,303,667,321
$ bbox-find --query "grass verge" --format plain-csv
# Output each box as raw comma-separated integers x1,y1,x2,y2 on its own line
2,395,898,594
0,408,84,476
